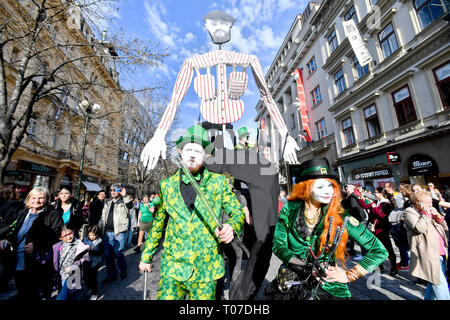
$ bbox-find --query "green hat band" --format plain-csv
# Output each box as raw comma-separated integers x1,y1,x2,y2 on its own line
300,166,331,176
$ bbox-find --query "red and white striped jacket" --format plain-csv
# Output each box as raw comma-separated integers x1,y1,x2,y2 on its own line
158,50,288,135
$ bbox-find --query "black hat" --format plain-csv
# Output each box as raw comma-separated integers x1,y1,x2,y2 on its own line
294,158,336,182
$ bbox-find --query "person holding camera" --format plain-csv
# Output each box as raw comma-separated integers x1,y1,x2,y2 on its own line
98,183,133,283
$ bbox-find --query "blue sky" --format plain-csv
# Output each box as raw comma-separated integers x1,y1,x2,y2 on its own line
112,0,309,142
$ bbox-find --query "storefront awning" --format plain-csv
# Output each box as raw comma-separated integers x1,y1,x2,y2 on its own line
81,181,103,192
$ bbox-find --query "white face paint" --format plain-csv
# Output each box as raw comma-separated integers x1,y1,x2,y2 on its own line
311,179,334,204
181,143,206,171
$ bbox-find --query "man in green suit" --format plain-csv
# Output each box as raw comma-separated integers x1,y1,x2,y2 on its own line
139,125,245,300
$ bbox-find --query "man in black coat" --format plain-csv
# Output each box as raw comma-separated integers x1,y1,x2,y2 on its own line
341,184,368,256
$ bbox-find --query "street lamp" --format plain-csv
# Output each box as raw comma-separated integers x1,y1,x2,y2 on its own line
76,99,101,201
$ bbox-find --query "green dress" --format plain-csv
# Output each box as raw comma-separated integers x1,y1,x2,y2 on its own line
139,202,154,223
273,200,388,298
141,168,245,283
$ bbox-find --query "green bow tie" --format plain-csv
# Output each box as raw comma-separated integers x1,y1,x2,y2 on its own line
181,171,202,185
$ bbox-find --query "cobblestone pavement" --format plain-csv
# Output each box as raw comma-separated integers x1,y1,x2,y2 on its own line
0,238,426,300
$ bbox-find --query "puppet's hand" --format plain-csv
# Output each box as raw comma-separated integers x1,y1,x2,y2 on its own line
140,128,166,171
281,134,300,164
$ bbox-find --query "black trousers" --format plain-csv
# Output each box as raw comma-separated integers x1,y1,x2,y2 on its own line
228,227,274,300
84,265,100,295
14,261,54,300
377,231,397,271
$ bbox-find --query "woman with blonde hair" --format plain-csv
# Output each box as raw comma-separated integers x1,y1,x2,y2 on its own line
0,186,63,299
404,190,450,300
272,158,388,300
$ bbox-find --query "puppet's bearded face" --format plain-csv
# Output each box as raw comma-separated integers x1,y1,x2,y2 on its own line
311,178,334,204
181,143,206,173
205,18,233,45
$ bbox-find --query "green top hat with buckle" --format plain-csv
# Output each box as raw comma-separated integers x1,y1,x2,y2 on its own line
176,125,211,152
238,126,250,139
294,157,336,182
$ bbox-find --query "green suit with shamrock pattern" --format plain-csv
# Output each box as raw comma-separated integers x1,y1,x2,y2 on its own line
140,168,245,300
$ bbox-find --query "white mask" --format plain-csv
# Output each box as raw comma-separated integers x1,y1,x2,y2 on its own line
181,143,206,171
311,179,334,204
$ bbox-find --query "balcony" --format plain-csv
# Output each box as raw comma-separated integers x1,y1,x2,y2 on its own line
311,138,329,154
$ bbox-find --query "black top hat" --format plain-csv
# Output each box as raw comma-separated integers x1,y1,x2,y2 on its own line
295,158,336,182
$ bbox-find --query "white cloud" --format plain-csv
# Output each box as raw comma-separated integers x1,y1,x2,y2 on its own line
144,0,177,48
185,32,195,43
255,25,283,49
278,0,297,11
184,100,201,109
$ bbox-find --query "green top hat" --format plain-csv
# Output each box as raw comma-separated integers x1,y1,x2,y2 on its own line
294,158,336,183
176,125,211,151
238,126,250,139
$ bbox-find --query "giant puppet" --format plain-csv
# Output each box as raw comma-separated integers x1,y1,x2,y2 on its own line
139,10,299,300
140,10,300,170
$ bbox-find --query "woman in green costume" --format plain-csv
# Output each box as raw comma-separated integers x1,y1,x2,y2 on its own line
272,158,388,300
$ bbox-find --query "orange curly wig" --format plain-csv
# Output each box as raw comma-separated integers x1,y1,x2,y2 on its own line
288,178,349,267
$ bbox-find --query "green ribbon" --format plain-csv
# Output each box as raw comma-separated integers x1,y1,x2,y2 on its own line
300,166,330,176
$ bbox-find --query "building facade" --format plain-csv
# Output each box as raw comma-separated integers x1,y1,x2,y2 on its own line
312,0,450,190
1,0,123,200
255,1,340,189
256,0,450,191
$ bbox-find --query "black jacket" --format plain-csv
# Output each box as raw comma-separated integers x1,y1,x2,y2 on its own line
341,194,367,222
53,198,83,235
9,204,63,255
89,198,104,226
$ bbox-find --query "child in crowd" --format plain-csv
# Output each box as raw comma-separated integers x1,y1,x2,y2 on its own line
52,225,90,300
82,225,104,300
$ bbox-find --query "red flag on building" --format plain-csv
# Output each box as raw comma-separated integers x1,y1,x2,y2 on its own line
292,69,312,142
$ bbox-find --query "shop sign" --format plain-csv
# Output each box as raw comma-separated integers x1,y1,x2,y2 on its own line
5,170,20,176
386,152,401,164
351,164,393,180
408,154,438,176
18,160,57,176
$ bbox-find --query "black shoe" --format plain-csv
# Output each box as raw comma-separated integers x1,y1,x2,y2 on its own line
101,276,116,284
120,271,127,280
390,269,398,277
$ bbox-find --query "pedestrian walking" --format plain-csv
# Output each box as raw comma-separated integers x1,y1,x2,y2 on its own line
98,183,133,283
54,186,83,237
6,187,63,300
52,225,90,300
89,190,106,227
82,225,104,300
357,187,398,276
404,190,450,300
133,195,154,253
342,184,368,259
